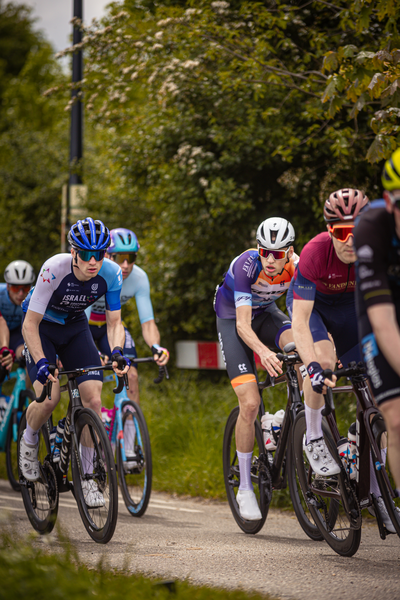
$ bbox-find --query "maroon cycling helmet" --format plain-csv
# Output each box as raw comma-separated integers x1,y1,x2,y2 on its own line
323,189,369,223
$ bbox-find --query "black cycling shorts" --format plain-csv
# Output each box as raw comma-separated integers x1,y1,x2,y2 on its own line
24,315,103,385
216,303,291,388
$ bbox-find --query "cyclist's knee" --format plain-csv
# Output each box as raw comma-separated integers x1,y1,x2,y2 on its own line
381,398,400,437
128,367,138,384
237,396,260,423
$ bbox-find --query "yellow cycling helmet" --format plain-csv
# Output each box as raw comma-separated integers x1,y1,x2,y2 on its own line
382,148,400,192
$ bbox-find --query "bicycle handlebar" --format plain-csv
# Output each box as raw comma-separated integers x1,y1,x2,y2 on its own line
33,363,126,403
321,362,366,416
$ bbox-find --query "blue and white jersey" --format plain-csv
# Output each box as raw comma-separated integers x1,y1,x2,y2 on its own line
86,264,154,326
23,254,122,325
0,283,25,331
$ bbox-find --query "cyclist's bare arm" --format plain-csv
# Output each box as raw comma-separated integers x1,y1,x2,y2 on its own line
0,314,13,369
141,319,169,366
236,304,282,377
22,309,58,383
105,308,129,375
292,298,335,388
367,302,400,378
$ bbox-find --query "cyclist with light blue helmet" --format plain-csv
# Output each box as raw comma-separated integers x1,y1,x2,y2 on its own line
86,227,169,406
19,218,129,507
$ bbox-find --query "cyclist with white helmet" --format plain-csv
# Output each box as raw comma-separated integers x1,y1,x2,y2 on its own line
19,218,129,507
86,227,169,406
0,260,35,371
215,217,298,520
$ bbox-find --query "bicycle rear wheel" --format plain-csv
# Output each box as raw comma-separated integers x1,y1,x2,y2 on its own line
222,406,269,534
292,410,361,557
71,408,118,544
371,415,400,537
116,401,152,517
286,439,323,541
18,411,58,534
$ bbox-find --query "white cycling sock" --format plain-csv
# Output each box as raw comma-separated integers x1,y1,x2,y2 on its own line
124,418,136,452
370,448,387,498
24,422,39,446
237,450,253,491
305,404,323,444
79,444,95,475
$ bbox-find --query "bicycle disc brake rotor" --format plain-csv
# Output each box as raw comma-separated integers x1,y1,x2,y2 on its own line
42,460,58,510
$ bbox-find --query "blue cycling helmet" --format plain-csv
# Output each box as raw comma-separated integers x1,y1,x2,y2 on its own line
68,218,110,251
107,228,140,253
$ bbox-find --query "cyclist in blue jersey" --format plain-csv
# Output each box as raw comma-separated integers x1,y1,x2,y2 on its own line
354,148,400,503
0,260,35,372
215,217,298,520
86,227,169,406
19,218,130,507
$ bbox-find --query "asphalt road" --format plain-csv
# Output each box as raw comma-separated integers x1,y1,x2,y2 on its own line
1,478,400,600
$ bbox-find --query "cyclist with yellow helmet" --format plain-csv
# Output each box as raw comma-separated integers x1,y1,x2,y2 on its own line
354,148,400,501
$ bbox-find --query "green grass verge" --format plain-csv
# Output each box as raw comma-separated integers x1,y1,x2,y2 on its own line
0,365,357,507
0,526,276,600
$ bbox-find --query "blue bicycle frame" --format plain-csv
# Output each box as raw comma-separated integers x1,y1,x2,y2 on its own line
0,364,29,451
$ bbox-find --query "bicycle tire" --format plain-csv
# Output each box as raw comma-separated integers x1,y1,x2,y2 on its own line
286,438,323,541
6,409,21,491
222,406,269,534
371,415,400,537
71,408,118,544
116,401,152,517
292,410,361,557
18,411,59,534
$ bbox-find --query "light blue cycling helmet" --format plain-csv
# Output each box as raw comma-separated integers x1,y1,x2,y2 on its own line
107,228,140,253
68,217,110,251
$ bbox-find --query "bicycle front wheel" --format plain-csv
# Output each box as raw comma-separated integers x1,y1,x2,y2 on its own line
292,410,361,557
222,406,269,534
371,415,400,537
286,438,323,541
116,401,152,517
71,408,118,544
18,411,59,534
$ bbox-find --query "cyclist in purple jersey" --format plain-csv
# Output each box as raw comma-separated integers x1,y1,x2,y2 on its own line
19,218,130,507
215,217,298,520
288,189,369,476
355,147,400,506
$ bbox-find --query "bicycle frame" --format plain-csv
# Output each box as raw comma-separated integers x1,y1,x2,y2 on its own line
0,364,29,452
257,350,304,489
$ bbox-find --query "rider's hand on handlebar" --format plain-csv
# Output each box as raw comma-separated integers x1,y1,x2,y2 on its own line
259,348,283,378
111,346,131,376
35,358,58,384
307,361,336,394
151,344,170,366
0,347,14,371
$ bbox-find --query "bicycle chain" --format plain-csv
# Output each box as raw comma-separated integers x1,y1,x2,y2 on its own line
257,453,273,507
43,460,58,510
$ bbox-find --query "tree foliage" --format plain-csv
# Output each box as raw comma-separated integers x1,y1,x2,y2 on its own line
53,0,386,342
0,2,68,274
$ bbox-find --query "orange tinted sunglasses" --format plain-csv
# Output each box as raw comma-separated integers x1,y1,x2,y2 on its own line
328,223,354,243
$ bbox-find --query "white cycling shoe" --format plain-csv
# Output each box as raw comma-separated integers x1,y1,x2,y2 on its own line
303,436,340,476
19,432,40,482
81,479,105,508
236,489,262,521
368,496,399,534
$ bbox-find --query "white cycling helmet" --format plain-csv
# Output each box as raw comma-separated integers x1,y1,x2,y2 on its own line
256,217,295,249
4,260,35,285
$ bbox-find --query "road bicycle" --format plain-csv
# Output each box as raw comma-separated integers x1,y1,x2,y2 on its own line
18,363,121,544
293,361,400,556
0,355,34,491
102,356,168,517
223,342,324,540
